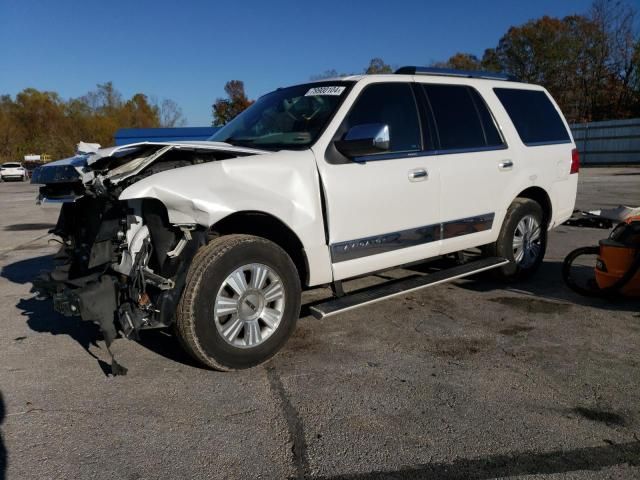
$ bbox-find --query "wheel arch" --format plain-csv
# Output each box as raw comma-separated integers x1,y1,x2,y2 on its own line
515,186,552,225
210,211,310,287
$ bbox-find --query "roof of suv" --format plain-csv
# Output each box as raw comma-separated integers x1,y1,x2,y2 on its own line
313,66,522,87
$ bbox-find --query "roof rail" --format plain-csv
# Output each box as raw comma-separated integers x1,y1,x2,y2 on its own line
394,66,517,81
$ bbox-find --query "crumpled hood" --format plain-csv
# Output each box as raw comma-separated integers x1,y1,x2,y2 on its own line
31,140,271,186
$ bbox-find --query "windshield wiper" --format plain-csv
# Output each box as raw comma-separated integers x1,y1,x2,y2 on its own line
224,137,256,147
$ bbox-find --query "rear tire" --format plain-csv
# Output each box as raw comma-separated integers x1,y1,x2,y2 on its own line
486,198,546,280
176,234,301,371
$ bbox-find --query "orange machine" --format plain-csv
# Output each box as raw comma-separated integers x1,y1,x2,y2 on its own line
563,215,640,298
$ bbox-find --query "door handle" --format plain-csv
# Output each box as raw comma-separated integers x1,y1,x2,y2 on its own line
498,160,514,170
408,168,428,182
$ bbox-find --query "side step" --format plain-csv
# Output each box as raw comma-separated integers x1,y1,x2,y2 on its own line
309,256,509,320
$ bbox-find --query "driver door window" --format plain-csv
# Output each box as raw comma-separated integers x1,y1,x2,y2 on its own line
342,83,422,154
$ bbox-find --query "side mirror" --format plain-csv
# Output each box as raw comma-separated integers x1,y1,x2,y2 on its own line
335,123,390,158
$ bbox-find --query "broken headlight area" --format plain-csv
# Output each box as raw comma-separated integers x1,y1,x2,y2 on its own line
34,196,205,375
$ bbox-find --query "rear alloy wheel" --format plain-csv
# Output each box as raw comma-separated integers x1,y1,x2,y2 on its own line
486,198,546,280
176,234,301,371
512,214,543,269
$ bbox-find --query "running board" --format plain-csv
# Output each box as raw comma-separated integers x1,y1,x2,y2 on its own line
309,257,509,320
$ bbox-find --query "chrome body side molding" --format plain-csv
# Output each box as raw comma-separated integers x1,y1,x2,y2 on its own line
330,213,495,263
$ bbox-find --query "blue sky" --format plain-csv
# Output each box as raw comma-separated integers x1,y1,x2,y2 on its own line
1,0,595,126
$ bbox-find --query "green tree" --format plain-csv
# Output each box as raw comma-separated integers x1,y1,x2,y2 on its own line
212,80,254,126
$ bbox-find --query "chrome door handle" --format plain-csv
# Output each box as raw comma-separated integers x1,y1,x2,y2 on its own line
408,169,428,181
498,160,514,170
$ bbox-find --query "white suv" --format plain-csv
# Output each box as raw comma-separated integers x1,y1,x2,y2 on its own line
1,162,28,181
32,67,578,372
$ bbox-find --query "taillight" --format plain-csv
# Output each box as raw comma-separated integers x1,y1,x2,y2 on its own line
570,148,580,174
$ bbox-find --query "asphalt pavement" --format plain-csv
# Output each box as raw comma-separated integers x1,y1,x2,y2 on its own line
0,168,638,479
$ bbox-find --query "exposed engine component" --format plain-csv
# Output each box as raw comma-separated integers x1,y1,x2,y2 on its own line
31,142,260,374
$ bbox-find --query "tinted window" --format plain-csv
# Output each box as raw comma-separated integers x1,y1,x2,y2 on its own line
469,88,504,147
424,84,486,150
344,83,421,153
494,88,570,145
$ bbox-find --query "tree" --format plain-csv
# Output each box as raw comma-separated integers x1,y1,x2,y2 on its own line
310,69,343,80
485,1,639,122
589,0,639,118
158,99,186,127
365,58,392,74
212,80,254,126
432,52,482,70
121,93,160,128
0,82,184,163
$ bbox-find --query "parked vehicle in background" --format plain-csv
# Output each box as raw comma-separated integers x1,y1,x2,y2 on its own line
31,66,578,372
0,162,28,181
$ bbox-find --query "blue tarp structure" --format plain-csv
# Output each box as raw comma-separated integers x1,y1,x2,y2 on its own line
114,127,219,145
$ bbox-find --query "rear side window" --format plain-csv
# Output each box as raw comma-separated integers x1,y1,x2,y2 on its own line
468,88,503,147
422,84,504,150
493,88,570,145
344,83,421,153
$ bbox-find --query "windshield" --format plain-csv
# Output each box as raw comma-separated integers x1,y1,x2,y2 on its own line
2,163,21,168
209,81,353,150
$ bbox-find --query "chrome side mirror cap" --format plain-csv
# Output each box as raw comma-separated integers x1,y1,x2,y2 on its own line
335,123,390,158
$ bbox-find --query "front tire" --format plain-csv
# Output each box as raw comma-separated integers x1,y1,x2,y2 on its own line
486,198,546,280
176,234,301,371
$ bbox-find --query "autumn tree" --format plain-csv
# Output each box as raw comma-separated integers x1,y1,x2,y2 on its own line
212,80,254,126
457,1,639,122
365,58,393,74
432,53,482,71
0,83,184,162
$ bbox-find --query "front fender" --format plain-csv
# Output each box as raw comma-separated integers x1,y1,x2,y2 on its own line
119,150,333,285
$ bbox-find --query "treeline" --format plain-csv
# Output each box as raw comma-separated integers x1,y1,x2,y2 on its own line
214,0,639,126
433,0,640,123
0,82,185,163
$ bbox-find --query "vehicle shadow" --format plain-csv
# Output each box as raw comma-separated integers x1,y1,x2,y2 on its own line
136,330,204,369
407,259,639,313
318,440,640,479
2,254,112,375
3,223,56,232
0,391,6,480
1,253,204,371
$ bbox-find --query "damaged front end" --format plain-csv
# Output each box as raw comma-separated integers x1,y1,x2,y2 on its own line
31,142,260,373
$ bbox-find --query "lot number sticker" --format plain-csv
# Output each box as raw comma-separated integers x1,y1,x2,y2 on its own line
305,86,346,96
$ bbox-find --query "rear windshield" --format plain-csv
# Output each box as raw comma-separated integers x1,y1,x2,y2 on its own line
493,88,570,146
2,163,21,168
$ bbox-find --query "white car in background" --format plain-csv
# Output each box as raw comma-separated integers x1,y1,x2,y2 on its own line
1,162,28,181
32,66,579,373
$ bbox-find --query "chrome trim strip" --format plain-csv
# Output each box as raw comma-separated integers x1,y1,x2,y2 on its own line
353,144,508,163
442,213,495,240
523,139,572,147
330,213,495,263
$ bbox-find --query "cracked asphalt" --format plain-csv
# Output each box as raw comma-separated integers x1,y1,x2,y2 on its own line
0,168,639,479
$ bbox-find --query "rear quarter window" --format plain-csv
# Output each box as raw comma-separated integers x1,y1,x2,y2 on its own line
493,88,570,146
